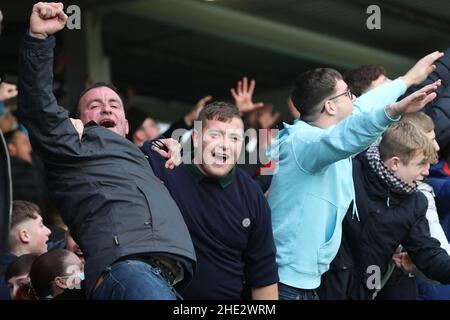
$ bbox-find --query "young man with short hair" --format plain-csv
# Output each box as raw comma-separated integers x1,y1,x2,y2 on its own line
142,102,279,300
268,54,442,299
344,64,391,98
0,200,51,299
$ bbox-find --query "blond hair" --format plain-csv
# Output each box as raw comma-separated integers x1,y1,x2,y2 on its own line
400,112,434,133
380,121,437,165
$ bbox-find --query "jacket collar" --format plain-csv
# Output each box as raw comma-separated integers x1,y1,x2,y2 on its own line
357,151,410,204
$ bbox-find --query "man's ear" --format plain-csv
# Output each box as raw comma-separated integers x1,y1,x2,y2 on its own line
7,143,16,156
54,276,67,289
18,228,31,244
323,100,337,116
125,119,129,136
385,156,401,172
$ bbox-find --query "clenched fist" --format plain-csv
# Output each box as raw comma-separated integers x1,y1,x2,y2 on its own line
29,2,68,39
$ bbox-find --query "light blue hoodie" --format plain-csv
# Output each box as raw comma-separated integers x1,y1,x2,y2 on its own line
267,78,406,289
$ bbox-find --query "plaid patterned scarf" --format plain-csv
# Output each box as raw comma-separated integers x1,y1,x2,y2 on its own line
366,145,417,195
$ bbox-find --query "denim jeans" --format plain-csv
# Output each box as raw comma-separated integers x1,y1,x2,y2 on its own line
91,259,180,300
278,283,320,300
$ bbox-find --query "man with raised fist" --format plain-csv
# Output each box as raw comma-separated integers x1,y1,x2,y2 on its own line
18,2,196,300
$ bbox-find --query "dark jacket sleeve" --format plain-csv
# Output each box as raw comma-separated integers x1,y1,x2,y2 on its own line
403,212,450,284
140,141,167,180
404,48,450,149
17,34,81,163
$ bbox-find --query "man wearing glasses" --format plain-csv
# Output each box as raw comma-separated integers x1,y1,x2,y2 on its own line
267,54,443,300
319,89,354,112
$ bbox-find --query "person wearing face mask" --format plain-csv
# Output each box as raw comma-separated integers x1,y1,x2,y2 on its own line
29,249,85,300
5,253,38,300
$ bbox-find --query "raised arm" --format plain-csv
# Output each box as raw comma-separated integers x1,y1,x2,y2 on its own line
296,81,441,173
231,77,264,114
18,3,81,161
354,51,444,114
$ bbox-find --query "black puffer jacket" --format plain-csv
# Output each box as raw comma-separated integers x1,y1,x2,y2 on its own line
18,35,196,296
343,152,450,298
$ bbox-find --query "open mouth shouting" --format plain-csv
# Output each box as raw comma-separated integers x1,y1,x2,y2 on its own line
212,151,230,165
99,118,116,128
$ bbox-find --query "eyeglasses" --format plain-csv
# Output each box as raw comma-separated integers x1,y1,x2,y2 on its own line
320,89,353,113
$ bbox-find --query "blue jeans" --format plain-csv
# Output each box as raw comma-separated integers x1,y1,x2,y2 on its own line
91,259,180,300
278,283,320,300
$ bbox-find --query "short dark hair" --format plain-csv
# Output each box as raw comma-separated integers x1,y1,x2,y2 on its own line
5,253,38,281
29,249,73,299
344,65,388,97
4,129,21,145
197,101,241,124
78,82,121,101
75,82,123,117
126,107,154,141
11,201,40,229
291,68,342,122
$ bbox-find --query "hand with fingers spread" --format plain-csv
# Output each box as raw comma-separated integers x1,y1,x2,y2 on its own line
184,95,213,127
151,138,182,169
29,2,68,39
0,82,18,101
387,80,441,118
257,104,280,129
401,51,444,87
231,77,264,114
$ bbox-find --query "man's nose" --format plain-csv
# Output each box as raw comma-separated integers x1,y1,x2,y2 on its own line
422,165,430,176
101,104,112,113
220,136,232,150
434,140,440,152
